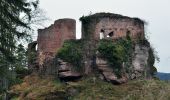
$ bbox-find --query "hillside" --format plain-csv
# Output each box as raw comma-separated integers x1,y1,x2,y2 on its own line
9,74,170,100
156,72,170,80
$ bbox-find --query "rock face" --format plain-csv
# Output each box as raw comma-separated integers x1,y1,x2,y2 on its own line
57,59,82,81
96,52,128,84
131,43,152,79
28,13,155,84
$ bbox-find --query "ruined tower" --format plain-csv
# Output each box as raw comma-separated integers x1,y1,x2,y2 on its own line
28,13,154,84
79,13,145,75
28,18,76,73
80,13,144,40
38,19,76,55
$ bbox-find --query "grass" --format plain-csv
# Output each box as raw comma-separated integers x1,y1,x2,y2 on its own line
9,74,66,100
9,75,170,100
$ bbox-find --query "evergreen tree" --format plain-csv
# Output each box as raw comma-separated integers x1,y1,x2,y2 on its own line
0,0,39,76
0,1,41,98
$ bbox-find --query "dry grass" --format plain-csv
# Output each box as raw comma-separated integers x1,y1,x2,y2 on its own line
10,74,66,100
10,75,170,100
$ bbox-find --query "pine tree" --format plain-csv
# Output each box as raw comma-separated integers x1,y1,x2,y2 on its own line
0,1,40,98
0,0,39,76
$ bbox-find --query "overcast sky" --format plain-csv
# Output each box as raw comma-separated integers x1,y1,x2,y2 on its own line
39,0,170,73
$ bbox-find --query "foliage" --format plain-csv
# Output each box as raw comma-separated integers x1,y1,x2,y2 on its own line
0,0,38,61
10,76,170,100
97,37,133,76
57,40,84,71
14,44,27,68
0,1,45,97
10,74,66,100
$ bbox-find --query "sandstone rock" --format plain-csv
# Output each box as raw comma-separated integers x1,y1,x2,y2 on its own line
58,60,71,72
110,76,127,84
58,71,82,82
58,64,70,72
59,71,81,77
131,44,150,79
98,65,113,72
102,72,117,81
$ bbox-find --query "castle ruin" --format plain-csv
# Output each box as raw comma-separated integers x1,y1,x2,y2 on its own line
28,13,154,84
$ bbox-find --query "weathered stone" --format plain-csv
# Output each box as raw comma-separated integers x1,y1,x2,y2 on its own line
110,76,127,84
28,13,154,83
37,19,76,54
103,72,117,81
131,44,150,79
81,13,144,41
58,71,82,79
37,18,76,71
96,57,108,65
58,65,70,72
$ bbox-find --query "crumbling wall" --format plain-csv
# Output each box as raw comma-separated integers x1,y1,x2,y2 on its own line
38,19,76,54
37,19,76,66
79,13,145,75
95,18,144,40
80,13,144,40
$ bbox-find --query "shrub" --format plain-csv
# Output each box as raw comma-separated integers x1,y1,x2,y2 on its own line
56,40,84,71
97,37,133,76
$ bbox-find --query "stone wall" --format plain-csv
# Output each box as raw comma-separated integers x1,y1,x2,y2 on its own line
38,19,76,54
27,13,154,82
27,19,76,74
81,13,144,41
79,13,145,75
37,18,76,66
95,18,144,40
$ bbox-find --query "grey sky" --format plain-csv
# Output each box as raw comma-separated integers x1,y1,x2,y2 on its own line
39,0,170,73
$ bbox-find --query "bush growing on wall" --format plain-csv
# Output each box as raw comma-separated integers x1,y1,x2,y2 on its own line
56,40,84,71
97,37,133,76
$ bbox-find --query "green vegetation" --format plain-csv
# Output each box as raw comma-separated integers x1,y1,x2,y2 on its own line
10,75,170,100
97,37,133,76
10,74,67,100
0,0,43,98
137,38,158,76
57,40,84,71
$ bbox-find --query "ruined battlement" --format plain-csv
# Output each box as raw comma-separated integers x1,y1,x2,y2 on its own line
37,18,76,55
80,13,145,40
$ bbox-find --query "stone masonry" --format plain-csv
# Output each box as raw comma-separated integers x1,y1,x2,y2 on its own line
27,13,153,83
37,19,76,66
80,13,144,40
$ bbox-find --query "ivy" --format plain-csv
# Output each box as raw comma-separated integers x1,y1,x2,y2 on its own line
56,40,84,71
97,37,133,76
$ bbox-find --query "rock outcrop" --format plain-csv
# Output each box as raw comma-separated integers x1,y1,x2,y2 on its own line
96,53,128,84
57,59,82,81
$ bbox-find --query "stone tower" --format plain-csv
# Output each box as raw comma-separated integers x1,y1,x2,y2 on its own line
79,13,145,75
28,18,76,73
